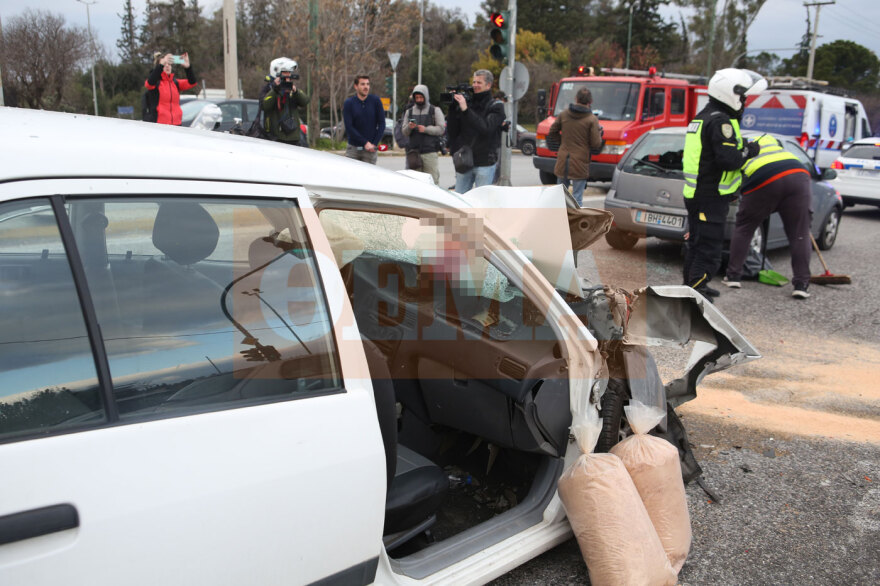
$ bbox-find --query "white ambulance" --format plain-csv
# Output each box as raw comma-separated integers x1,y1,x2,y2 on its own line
741,77,872,170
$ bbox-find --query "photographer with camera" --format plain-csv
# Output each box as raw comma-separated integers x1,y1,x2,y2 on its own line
446,70,505,193
401,84,445,185
261,57,310,147
143,52,197,125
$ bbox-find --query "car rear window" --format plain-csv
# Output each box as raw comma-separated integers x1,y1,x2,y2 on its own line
843,145,880,160
0,199,106,441
70,197,343,421
622,133,685,177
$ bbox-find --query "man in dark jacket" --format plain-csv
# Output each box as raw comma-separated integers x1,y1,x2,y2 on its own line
401,84,446,185
447,69,505,193
548,87,604,206
144,52,197,125
261,57,310,147
343,75,386,164
682,68,765,299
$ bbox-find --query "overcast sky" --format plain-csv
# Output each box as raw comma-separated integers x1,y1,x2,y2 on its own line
2,0,878,68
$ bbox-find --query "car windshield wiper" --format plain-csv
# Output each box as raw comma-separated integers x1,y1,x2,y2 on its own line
635,157,673,174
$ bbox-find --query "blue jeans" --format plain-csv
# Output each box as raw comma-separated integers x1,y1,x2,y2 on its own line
558,177,587,206
455,164,496,193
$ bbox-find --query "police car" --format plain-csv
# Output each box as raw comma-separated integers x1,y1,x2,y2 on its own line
0,108,758,585
829,137,880,207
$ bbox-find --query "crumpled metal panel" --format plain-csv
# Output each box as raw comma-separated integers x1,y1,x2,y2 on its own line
623,285,761,407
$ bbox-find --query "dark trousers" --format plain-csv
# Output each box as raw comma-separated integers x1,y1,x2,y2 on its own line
684,197,728,289
726,172,812,288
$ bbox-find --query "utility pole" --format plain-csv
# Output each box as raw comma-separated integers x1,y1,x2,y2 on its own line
0,16,5,107
77,0,99,116
625,3,634,70
308,0,318,139
705,0,717,79
498,0,516,187
222,0,239,98
417,0,424,85
805,1,835,82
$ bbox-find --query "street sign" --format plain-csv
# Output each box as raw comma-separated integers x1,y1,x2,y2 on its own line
117,106,134,116
500,62,529,101
388,52,401,71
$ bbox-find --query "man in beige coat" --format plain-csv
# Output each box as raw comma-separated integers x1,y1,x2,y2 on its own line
548,87,604,205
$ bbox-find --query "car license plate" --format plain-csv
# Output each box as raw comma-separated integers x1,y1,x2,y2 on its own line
856,168,879,177
635,210,684,228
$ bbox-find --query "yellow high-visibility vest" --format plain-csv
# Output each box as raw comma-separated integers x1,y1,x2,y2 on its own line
742,134,799,178
683,118,743,198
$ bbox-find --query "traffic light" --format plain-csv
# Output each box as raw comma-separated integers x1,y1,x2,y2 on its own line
489,11,510,64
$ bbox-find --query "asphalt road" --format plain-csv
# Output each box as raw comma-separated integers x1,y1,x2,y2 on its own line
490,202,880,584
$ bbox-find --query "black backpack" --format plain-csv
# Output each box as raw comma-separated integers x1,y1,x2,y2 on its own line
245,80,274,140
141,78,180,123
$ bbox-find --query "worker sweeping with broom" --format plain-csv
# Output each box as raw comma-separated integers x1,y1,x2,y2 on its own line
723,133,820,299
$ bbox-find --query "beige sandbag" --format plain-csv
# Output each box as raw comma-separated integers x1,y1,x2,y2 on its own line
558,411,677,586
611,401,692,574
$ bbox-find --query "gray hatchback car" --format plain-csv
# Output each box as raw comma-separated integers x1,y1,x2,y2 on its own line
603,127,843,253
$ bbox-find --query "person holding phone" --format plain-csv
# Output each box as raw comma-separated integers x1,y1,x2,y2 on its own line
401,84,445,185
144,52,197,125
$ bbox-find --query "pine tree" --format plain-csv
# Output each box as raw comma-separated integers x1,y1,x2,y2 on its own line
116,0,138,64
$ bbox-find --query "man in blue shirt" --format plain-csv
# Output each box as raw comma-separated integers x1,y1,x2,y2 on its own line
343,75,386,164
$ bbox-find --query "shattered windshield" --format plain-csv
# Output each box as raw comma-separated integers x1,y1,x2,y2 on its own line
553,81,640,121
319,209,518,303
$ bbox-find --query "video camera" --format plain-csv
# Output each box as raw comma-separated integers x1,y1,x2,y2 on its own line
440,83,474,109
278,72,301,89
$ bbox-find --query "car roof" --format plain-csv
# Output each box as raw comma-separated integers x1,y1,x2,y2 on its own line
847,137,880,146
0,108,466,209
642,126,787,141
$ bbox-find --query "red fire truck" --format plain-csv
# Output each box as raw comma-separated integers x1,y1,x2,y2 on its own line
533,67,707,184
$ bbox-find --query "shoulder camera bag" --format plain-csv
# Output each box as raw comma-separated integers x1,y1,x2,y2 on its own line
452,144,474,173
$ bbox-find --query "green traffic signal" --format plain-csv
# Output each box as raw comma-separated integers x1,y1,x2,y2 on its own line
489,11,510,64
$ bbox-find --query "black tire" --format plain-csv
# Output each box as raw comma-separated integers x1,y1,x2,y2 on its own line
605,227,639,250
596,379,627,453
539,170,557,185
817,207,841,250
520,140,535,156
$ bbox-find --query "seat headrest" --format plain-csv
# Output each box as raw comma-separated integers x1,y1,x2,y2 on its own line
152,202,220,266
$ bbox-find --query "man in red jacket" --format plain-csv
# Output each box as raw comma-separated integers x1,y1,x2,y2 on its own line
144,52,197,125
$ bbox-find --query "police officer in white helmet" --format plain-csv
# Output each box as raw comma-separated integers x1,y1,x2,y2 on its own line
681,68,767,300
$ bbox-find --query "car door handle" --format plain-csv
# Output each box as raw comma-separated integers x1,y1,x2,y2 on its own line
0,504,79,546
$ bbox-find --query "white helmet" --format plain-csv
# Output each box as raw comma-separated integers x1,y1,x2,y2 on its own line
707,68,767,112
269,57,298,78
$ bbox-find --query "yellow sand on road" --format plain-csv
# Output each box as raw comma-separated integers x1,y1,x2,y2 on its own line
680,334,880,443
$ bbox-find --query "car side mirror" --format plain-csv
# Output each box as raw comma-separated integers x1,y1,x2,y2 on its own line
821,168,837,180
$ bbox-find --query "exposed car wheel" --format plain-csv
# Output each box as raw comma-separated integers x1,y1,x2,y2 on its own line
818,208,841,250
539,170,556,185
596,378,627,453
520,140,535,156
605,227,639,250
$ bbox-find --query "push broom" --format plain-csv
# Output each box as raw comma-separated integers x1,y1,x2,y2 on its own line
809,234,851,285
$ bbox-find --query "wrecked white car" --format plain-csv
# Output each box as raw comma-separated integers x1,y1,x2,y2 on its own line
0,109,758,585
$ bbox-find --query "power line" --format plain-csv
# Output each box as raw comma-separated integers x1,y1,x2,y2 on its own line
821,9,880,44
